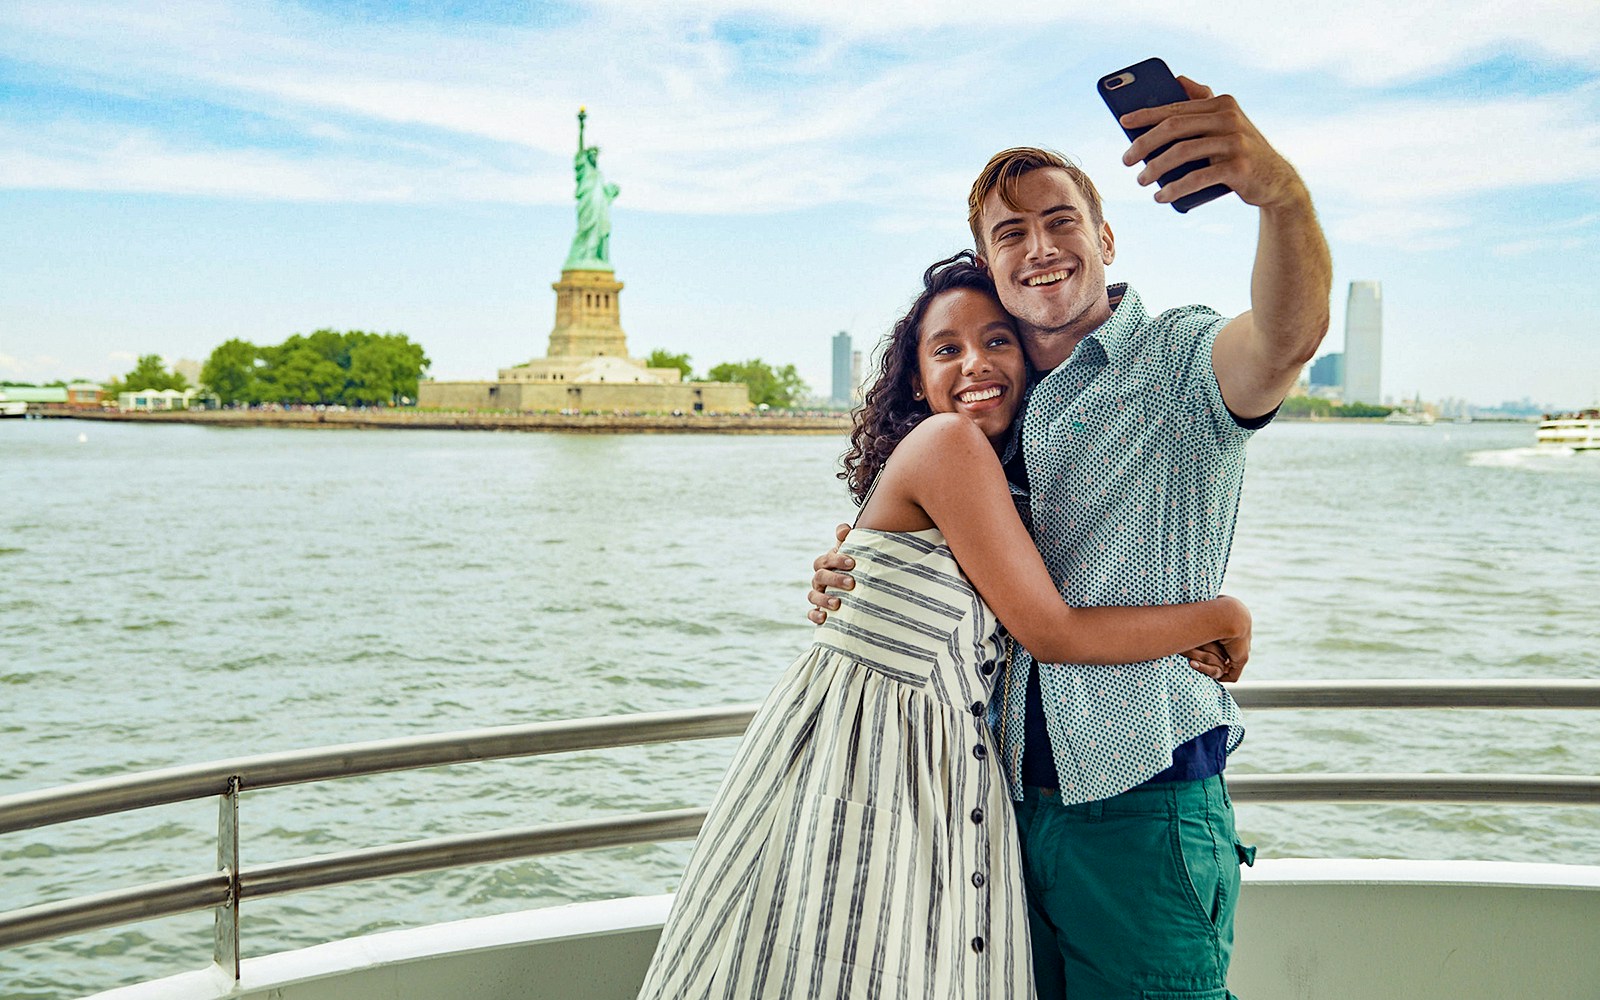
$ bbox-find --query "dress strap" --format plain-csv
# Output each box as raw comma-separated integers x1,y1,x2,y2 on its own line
852,469,884,528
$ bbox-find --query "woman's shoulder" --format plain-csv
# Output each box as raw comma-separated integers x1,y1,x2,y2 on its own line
894,413,995,462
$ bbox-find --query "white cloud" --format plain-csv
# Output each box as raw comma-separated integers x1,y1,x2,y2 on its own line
588,0,1600,83
0,0,1596,229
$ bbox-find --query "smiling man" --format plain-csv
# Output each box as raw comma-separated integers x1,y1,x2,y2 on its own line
810,77,1331,998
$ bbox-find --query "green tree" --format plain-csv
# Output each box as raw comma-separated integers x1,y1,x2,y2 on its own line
645,348,694,381
345,332,430,405
201,339,263,405
260,339,346,404
705,358,808,409
200,329,430,406
117,354,189,393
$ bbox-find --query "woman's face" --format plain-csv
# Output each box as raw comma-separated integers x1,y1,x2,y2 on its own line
913,287,1027,445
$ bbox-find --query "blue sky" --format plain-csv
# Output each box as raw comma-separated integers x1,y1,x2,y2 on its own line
2,0,1597,407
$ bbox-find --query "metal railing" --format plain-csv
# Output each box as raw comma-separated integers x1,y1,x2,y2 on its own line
2,681,1597,980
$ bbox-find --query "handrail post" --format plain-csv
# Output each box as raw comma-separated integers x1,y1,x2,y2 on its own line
213,776,241,981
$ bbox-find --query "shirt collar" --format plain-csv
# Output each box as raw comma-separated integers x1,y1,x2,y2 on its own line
1083,282,1143,367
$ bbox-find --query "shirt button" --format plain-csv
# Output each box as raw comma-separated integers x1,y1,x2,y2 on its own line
980,661,995,676
969,701,984,716
971,872,986,888
970,808,984,824
972,745,987,760
972,936,985,953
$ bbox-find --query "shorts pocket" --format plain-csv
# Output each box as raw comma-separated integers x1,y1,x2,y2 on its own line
1171,805,1226,931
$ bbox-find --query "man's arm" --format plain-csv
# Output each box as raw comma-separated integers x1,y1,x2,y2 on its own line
1121,77,1332,420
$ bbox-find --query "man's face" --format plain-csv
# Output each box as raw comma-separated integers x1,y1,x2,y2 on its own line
977,168,1115,344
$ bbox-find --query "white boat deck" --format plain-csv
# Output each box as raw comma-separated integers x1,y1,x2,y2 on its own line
88,860,1600,1000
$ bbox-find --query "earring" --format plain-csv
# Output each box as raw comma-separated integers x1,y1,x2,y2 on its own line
913,390,923,399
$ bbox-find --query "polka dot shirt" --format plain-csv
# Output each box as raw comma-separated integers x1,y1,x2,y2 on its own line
995,284,1257,805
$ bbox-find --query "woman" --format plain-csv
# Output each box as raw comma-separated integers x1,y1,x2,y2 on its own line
635,253,1249,999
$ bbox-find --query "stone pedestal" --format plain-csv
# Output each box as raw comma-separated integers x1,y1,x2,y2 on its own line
548,269,627,358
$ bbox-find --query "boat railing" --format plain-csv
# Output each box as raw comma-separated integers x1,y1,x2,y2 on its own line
2,679,1597,982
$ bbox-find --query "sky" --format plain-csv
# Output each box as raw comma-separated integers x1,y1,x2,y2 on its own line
1,0,1597,408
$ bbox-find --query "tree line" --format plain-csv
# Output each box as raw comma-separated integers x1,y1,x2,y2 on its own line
1278,396,1394,419
644,350,808,409
201,331,429,406
84,338,802,409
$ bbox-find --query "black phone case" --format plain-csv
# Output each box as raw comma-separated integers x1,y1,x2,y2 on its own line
1097,58,1230,213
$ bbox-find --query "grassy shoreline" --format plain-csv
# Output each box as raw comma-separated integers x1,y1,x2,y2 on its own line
29,406,853,435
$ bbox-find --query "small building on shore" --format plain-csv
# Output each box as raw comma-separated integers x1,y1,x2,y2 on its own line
420,110,749,415
118,388,196,411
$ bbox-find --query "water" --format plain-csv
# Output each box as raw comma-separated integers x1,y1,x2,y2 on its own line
2,419,1597,997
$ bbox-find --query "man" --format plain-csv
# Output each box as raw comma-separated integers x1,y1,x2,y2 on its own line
808,77,1331,998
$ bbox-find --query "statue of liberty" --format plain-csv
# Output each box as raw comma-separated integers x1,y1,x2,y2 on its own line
563,108,621,271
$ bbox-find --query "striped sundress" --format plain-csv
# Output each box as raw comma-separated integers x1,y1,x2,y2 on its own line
636,527,1034,1000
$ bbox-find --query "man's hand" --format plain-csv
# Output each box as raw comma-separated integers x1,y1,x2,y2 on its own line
1119,76,1308,212
1122,75,1332,420
806,523,855,625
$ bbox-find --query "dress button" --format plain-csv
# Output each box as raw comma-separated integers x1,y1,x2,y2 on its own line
980,661,995,676
971,872,986,888
970,701,984,716
972,745,987,760
971,936,985,953
970,808,984,824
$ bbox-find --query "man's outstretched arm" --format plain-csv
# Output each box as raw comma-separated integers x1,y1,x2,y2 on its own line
1121,76,1333,419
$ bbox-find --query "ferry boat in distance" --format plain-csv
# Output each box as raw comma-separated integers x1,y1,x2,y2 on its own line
1537,407,1600,451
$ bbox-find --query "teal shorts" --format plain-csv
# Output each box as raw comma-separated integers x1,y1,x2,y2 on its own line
1013,775,1256,1000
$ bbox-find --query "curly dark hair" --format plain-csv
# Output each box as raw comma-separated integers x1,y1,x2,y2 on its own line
839,250,1013,503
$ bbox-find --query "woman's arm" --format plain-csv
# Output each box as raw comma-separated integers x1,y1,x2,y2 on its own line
879,414,1251,667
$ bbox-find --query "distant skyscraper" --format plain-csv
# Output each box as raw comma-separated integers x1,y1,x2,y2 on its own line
831,331,853,406
1342,281,1382,405
1309,352,1344,389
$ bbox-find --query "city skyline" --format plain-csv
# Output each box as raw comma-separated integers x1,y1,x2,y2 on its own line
2,2,1597,408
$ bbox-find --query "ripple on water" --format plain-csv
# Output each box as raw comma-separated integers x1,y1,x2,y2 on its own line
612,616,720,637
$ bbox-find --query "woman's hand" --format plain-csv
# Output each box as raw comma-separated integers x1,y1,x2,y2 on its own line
1182,641,1228,680
1182,597,1251,682
806,524,855,625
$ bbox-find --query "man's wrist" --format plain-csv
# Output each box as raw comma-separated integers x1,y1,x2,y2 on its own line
1257,173,1315,219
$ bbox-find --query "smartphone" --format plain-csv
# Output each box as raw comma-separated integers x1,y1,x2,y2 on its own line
1097,58,1230,213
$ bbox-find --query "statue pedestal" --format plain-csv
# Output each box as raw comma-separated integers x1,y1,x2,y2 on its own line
548,269,627,358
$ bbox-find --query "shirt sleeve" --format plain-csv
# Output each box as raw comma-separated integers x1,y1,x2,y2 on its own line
1170,309,1273,446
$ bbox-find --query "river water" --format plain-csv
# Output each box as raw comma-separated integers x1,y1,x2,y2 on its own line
2,419,1597,997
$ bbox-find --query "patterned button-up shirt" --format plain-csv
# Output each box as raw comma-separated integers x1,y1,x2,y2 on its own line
996,284,1257,804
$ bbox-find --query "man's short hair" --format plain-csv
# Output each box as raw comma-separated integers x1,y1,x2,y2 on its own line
967,147,1104,253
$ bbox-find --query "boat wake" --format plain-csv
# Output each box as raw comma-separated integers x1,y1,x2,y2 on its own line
1467,446,1600,474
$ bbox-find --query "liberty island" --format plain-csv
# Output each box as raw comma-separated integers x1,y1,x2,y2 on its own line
419,109,752,415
